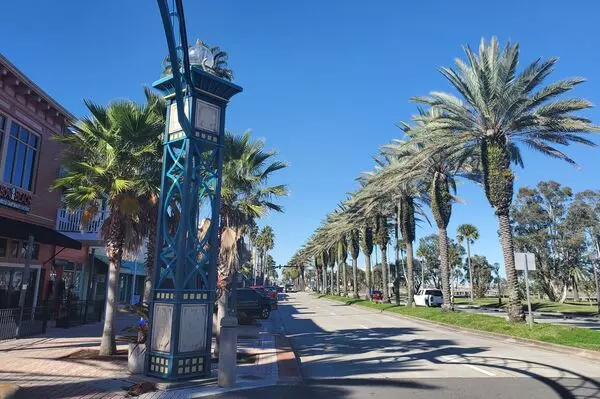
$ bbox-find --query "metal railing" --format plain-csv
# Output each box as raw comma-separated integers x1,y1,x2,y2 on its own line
55,300,104,328
55,208,109,233
0,306,48,340
0,300,105,340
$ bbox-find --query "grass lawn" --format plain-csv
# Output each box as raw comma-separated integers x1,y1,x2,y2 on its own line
319,294,600,351
453,297,599,315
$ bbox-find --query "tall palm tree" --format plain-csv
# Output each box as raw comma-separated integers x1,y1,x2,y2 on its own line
380,109,480,310
215,133,287,354
349,229,361,298
328,246,336,295
53,97,163,355
138,88,166,306
375,214,390,302
320,250,328,295
457,224,480,302
360,225,374,299
338,234,349,296
413,37,599,321
255,226,275,283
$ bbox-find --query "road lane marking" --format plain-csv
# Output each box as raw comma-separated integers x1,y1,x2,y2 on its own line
359,324,370,330
330,312,337,315
464,364,496,376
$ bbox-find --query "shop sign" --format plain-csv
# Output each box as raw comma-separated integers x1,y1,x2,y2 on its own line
0,184,32,212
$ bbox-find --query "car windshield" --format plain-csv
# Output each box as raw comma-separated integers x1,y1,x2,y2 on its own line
426,290,443,296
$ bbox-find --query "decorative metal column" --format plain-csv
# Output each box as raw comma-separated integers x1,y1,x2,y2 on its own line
148,0,242,380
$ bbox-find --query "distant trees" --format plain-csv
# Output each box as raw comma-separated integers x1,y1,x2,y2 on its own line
512,181,600,303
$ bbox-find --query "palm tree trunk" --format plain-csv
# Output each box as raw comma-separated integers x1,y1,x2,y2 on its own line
330,266,334,295
573,278,580,302
365,254,372,299
352,257,359,299
405,240,415,307
438,228,452,311
323,267,327,295
498,212,521,322
381,246,389,302
99,217,124,356
467,240,474,302
143,208,158,306
342,262,348,296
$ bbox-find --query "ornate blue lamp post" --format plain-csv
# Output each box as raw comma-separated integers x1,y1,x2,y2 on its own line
147,0,242,380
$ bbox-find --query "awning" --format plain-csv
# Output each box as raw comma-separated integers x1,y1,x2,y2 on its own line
95,254,146,276
0,216,82,249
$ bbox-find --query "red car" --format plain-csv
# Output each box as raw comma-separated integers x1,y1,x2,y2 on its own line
370,290,383,301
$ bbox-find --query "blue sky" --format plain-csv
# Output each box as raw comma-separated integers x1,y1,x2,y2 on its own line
2,1,600,273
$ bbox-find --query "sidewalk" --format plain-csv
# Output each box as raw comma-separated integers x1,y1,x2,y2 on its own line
0,312,300,398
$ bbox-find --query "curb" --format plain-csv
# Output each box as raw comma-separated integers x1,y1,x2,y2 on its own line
274,334,302,384
319,297,600,362
457,304,599,321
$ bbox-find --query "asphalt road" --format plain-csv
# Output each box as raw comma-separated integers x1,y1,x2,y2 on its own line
211,292,600,399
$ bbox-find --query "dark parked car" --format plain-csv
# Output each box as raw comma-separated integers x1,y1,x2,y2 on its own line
250,285,278,310
237,288,272,320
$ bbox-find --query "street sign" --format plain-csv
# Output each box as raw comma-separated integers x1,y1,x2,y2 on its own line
514,252,536,271
514,252,535,327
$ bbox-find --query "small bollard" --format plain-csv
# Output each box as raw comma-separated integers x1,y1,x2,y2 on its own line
217,316,238,387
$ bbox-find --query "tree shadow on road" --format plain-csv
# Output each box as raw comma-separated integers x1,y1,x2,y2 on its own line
279,295,600,399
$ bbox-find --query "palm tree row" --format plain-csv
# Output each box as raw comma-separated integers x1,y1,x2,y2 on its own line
290,37,598,322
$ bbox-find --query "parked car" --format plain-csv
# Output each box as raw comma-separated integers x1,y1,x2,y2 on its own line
275,286,284,293
284,284,295,293
237,288,273,319
414,289,444,307
249,285,278,309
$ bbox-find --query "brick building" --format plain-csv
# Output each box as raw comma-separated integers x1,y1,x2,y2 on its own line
0,53,86,308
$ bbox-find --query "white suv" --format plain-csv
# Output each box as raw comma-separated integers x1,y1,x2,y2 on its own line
414,289,444,307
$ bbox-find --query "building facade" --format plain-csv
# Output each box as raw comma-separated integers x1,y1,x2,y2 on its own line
0,53,84,309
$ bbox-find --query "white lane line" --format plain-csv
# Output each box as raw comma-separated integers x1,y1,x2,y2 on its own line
359,324,370,330
464,364,496,377
330,312,337,315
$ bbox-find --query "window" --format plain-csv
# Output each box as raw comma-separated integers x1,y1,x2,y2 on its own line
0,114,6,150
10,240,19,258
3,121,39,191
0,239,6,258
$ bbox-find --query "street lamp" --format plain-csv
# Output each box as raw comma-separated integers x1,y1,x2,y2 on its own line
148,2,242,381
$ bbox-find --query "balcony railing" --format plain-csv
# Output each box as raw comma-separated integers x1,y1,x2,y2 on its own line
56,208,109,234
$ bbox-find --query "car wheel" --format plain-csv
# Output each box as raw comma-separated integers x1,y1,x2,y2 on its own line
260,306,271,319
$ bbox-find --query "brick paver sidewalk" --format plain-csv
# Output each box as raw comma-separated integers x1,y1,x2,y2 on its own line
0,313,300,399
0,314,137,399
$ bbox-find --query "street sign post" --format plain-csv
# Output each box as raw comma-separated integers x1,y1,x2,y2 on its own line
515,252,536,327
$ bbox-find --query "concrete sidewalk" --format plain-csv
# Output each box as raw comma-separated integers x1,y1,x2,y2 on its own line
0,312,300,398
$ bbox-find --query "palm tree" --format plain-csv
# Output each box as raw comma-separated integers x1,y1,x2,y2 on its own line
360,225,374,299
349,229,361,298
320,250,328,295
53,97,163,355
457,224,480,302
215,133,287,354
379,109,480,310
328,246,336,295
338,234,349,296
413,37,599,321
255,226,275,283
375,214,390,302
138,88,166,306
